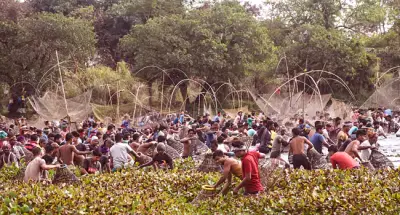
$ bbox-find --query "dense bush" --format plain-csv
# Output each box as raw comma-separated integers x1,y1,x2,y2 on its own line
0,160,400,214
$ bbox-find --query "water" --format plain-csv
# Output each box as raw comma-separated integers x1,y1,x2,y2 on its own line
376,134,400,168
258,135,400,168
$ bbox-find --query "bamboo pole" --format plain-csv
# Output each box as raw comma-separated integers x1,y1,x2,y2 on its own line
56,51,70,130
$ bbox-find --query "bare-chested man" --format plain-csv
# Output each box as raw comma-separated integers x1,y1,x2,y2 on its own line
180,129,197,158
137,139,156,156
344,129,374,161
289,128,313,170
58,133,92,166
212,150,242,195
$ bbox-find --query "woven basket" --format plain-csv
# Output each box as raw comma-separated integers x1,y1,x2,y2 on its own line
166,139,184,154
307,148,331,170
259,159,287,191
197,153,222,173
192,185,216,204
52,165,80,185
165,144,181,159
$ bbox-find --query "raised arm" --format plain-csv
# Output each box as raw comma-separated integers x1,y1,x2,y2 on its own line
72,145,92,155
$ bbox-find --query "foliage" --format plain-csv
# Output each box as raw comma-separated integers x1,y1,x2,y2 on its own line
0,12,96,91
120,1,277,96
1,161,400,214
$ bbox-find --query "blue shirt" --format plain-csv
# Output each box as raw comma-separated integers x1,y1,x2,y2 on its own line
310,133,325,154
179,114,184,124
348,126,358,136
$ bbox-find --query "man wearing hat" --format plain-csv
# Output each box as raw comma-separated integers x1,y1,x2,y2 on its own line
232,141,265,195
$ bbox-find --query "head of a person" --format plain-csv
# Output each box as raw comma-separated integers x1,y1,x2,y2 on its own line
210,139,218,152
132,133,140,142
39,138,47,147
273,122,279,131
213,149,226,164
335,117,342,125
65,133,74,143
328,144,338,156
156,143,166,154
92,149,102,162
280,127,287,136
115,133,123,143
299,118,305,125
123,133,130,141
107,125,114,132
343,122,351,132
356,129,367,142
45,144,55,155
232,141,246,158
325,123,333,131
30,134,39,143
2,145,10,155
316,124,324,134
71,131,80,139
96,132,102,140
188,129,195,138
211,121,219,130
373,121,380,129
292,127,301,137
54,134,62,143
157,135,166,143
91,136,99,145
32,146,43,157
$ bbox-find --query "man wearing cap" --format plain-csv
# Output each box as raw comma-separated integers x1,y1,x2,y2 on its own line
232,141,265,195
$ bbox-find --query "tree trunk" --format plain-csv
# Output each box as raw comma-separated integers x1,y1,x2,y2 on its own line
179,83,188,111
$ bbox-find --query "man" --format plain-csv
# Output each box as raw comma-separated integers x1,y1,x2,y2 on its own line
344,129,375,161
329,145,360,170
129,133,141,152
25,134,39,151
259,120,274,154
58,133,92,166
180,129,197,158
310,124,331,154
214,112,222,122
323,123,335,145
0,145,18,169
297,118,306,130
42,143,58,165
234,111,243,126
270,127,289,160
24,147,60,182
139,143,173,170
110,133,139,171
289,128,314,170
212,149,242,195
337,122,351,149
373,121,387,138
81,149,103,175
232,141,265,195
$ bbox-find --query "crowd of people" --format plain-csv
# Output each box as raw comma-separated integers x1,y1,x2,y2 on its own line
0,107,397,195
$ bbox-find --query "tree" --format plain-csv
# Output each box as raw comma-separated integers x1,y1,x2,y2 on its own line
95,0,186,67
120,1,277,105
0,13,96,91
278,25,377,100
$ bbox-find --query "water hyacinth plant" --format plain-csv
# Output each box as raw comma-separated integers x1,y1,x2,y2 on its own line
0,160,400,214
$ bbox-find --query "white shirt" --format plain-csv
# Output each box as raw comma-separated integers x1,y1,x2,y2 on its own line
360,140,372,161
110,142,134,169
322,129,329,139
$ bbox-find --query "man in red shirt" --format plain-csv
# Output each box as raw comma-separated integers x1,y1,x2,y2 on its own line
328,145,359,170
232,141,265,195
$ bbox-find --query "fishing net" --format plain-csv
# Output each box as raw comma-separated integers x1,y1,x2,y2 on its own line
369,149,394,169
325,99,352,121
135,153,152,165
307,148,331,170
29,91,92,123
52,165,80,185
361,79,400,110
197,153,222,173
256,93,332,118
166,139,184,154
165,144,181,159
259,158,287,191
223,106,250,118
360,161,375,171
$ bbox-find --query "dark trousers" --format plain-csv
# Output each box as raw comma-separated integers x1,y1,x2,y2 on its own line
293,154,311,170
